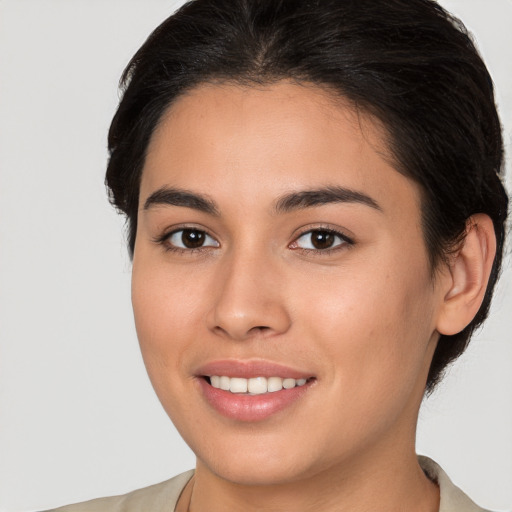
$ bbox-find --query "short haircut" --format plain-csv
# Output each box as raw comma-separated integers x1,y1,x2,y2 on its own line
105,0,509,392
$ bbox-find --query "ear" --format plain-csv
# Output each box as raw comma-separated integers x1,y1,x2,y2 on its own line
436,214,496,336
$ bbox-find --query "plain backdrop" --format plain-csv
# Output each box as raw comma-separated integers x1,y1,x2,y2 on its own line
0,1,511,511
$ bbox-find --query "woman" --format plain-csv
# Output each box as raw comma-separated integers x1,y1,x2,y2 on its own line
48,0,508,510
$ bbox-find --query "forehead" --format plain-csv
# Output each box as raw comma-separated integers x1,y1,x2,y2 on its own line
141,81,420,220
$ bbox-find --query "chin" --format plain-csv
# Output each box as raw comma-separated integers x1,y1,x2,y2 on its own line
201,452,313,486
183,422,338,487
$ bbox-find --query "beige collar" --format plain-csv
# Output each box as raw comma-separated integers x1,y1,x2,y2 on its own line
419,456,490,512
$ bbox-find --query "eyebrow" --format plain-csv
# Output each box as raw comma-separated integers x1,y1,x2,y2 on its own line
274,186,382,213
143,186,219,216
143,184,382,216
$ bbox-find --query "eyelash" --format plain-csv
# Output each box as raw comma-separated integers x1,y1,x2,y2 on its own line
154,226,354,255
289,227,354,256
153,226,219,255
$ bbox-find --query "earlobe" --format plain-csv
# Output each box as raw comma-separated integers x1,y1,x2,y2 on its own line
436,214,496,336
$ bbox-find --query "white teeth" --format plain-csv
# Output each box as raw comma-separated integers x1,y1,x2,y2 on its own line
219,376,230,391
267,376,283,392
209,376,309,394
248,377,267,395
282,378,296,389
230,377,248,394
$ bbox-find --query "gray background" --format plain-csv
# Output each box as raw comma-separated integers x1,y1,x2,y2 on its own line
0,1,510,511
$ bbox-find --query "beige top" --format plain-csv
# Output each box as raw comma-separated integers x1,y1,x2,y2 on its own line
47,457,492,512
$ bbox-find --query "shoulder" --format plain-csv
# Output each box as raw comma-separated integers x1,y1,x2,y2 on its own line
419,456,496,512
44,470,194,512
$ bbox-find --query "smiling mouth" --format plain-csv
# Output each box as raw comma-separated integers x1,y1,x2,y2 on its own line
205,376,314,395
198,368,316,421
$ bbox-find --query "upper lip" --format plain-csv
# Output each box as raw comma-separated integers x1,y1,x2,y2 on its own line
195,359,314,380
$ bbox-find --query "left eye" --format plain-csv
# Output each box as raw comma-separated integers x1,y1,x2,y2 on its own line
167,229,219,249
292,230,348,250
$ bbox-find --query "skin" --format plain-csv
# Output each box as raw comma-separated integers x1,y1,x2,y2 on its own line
131,81,494,512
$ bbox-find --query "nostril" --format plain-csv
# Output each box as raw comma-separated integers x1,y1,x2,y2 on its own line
252,326,271,332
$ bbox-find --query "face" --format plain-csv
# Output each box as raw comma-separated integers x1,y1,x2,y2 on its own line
132,82,445,485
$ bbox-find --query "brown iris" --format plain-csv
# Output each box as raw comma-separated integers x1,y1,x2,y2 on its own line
181,229,206,248
310,230,336,249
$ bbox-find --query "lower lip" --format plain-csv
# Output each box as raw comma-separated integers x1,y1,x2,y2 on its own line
198,378,313,422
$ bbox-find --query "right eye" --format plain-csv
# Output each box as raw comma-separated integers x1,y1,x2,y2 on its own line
165,228,219,250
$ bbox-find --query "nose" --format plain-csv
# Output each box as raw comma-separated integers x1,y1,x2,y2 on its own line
206,250,292,341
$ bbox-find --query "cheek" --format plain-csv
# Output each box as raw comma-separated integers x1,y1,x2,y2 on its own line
131,260,204,378
294,253,437,400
